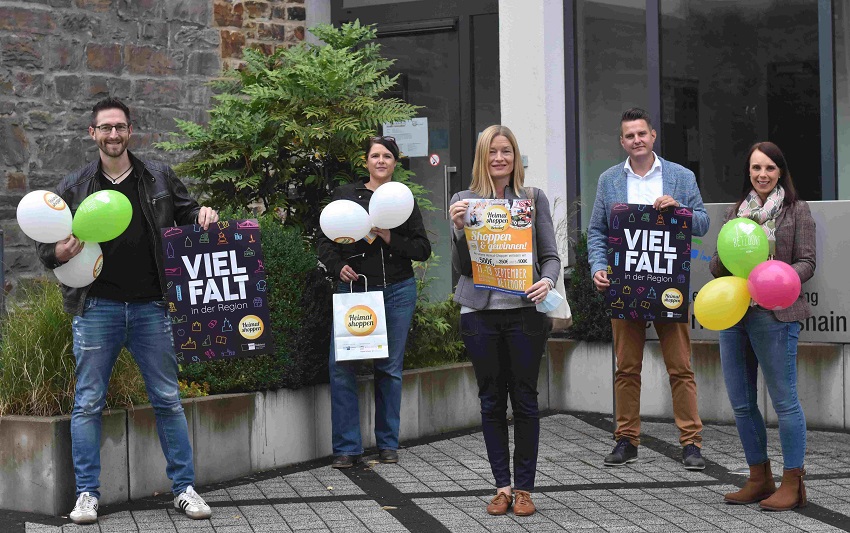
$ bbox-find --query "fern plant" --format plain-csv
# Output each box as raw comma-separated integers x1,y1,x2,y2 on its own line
157,21,423,241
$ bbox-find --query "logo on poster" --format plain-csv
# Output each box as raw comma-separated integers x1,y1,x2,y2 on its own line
345,305,378,336
238,315,264,339
662,288,683,309
484,205,510,231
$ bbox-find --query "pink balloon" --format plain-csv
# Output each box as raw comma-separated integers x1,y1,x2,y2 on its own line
746,260,801,310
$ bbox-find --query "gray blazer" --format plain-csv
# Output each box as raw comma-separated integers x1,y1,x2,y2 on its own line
587,157,710,276
450,186,561,310
709,200,816,322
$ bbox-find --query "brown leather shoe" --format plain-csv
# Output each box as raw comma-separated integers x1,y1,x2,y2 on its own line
760,467,807,511
724,461,776,504
513,489,536,516
486,492,512,515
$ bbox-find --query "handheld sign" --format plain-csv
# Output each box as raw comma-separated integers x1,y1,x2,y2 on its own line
605,204,692,322
161,219,273,364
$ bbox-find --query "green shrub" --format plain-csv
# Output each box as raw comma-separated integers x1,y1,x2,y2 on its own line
0,280,147,416
567,232,612,342
177,208,324,392
156,21,423,242
404,254,465,369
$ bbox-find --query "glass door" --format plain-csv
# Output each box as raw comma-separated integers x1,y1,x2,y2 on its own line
333,0,499,299
375,28,461,298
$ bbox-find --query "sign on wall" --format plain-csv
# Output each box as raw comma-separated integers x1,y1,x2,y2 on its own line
648,201,850,342
161,219,273,364
605,204,692,323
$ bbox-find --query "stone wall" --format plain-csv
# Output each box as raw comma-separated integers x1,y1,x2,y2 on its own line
0,0,306,288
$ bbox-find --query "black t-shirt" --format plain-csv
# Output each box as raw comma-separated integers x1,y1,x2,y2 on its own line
87,168,162,302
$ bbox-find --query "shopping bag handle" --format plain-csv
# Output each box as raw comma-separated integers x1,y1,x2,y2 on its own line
349,274,368,293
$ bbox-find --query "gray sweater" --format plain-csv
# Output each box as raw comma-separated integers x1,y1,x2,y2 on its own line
450,186,561,311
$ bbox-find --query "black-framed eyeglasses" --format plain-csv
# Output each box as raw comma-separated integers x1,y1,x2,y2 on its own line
94,123,130,134
370,135,396,143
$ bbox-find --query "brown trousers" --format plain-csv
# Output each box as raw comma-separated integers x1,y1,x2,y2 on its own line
611,319,702,447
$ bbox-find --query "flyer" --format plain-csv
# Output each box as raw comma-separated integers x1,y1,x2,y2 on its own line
463,198,534,295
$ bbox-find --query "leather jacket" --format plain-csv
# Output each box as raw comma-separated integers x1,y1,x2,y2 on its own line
37,151,201,315
316,180,432,287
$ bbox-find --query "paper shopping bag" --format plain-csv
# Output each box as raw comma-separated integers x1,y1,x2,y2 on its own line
333,289,389,361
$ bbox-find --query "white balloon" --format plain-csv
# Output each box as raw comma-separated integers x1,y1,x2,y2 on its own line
16,190,73,243
320,200,372,244
368,182,414,229
54,242,103,288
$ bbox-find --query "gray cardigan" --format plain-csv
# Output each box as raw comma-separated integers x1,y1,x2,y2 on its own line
450,186,561,310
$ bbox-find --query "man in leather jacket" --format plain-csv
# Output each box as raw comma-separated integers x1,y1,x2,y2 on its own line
35,97,216,524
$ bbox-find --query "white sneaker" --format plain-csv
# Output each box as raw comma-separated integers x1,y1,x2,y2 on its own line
174,486,212,519
69,492,98,524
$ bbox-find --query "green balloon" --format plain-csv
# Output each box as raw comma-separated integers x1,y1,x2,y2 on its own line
716,217,769,278
72,190,133,242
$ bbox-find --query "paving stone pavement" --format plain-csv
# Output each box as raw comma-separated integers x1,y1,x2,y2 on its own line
5,412,850,532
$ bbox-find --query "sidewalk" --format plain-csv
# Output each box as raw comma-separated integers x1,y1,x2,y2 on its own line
5,411,850,532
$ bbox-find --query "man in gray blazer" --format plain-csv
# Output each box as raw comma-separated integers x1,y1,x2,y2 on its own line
587,108,710,470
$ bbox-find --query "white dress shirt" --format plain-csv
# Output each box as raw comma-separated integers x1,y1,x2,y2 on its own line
625,152,663,205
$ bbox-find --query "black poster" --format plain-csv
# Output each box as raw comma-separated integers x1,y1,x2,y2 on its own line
605,204,692,323
161,219,273,363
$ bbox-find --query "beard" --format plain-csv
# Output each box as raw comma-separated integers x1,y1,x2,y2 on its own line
97,137,129,159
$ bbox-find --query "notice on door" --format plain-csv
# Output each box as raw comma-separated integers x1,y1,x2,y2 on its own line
383,118,428,158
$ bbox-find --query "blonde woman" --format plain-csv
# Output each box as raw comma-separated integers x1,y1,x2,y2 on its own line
448,125,560,517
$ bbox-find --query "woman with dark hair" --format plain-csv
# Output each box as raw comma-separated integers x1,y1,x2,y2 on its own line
448,125,560,517
317,136,431,469
709,141,815,511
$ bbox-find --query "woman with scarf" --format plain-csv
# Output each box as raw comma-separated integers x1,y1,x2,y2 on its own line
709,141,815,511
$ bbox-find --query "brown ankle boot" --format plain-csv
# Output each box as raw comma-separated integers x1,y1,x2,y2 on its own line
760,467,807,511
724,461,776,504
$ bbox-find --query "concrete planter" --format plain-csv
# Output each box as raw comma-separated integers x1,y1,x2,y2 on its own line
0,360,546,516
8,338,845,515
546,338,849,430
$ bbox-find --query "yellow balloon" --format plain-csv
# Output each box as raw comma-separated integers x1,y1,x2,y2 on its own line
694,277,751,331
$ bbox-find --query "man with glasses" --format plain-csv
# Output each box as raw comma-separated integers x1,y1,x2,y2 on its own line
36,97,217,524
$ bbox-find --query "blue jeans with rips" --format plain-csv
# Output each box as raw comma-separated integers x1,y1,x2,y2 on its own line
329,276,417,456
71,297,194,499
719,306,806,470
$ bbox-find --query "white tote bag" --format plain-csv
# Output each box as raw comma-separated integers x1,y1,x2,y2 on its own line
332,277,389,361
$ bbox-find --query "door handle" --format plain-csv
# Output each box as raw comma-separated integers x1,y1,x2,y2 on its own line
444,165,457,219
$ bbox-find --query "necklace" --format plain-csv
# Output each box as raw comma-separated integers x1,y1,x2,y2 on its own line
104,165,132,184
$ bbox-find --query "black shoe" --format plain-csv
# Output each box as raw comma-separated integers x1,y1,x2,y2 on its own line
682,444,706,470
604,438,638,466
378,449,398,464
331,455,359,469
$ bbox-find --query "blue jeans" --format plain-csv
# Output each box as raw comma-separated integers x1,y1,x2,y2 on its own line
329,276,417,456
72,297,194,498
719,306,806,470
461,307,550,491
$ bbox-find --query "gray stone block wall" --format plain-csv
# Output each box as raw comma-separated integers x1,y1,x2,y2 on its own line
0,0,306,290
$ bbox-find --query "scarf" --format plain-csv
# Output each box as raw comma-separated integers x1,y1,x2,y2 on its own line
737,184,784,257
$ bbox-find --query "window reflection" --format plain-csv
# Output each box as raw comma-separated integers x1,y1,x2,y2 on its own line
661,0,820,203
577,0,648,229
